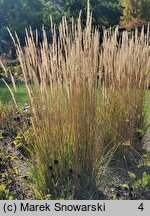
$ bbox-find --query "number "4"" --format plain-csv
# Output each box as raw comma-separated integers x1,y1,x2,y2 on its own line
138,203,144,211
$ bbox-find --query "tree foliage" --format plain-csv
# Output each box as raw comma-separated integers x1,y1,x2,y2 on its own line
42,1,62,29
63,0,122,27
0,0,149,56
120,0,150,28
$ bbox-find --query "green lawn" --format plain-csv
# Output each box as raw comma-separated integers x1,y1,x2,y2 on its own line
0,79,27,109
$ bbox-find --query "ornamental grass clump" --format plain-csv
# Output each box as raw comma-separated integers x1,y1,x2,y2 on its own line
11,2,150,198
102,27,150,147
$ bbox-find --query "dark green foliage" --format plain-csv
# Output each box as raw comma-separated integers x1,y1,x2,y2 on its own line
0,0,122,33
42,1,62,29
0,0,62,55
1,0,148,56
63,0,122,27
